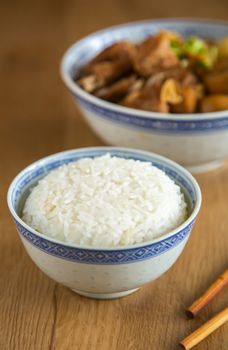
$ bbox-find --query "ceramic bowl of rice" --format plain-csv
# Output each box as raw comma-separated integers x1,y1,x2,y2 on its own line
7,147,201,299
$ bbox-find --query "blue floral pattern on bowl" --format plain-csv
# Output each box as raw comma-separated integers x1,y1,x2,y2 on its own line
15,219,194,264
8,148,200,265
75,95,228,133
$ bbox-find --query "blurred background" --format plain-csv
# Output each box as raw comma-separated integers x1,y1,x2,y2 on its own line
1,2,228,349
1,0,227,174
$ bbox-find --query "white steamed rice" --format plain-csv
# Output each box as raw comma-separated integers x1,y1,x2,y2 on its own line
22,154,187,247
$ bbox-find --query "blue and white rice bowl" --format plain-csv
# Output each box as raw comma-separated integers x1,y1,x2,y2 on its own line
61,19,228,174
8,147,201,299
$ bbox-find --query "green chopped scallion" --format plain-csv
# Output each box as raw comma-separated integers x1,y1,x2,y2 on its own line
184,37,206,55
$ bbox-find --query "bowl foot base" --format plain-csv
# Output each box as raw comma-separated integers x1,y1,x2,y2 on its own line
186,161,223,174
71,288,139,299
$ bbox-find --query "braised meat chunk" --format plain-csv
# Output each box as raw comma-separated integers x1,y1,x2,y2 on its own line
75,31,228,113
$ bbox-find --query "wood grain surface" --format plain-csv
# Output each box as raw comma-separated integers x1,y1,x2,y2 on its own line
0,1,227,349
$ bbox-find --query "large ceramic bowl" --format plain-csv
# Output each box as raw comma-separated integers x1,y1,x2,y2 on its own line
61,19,228,174
8,147,201,299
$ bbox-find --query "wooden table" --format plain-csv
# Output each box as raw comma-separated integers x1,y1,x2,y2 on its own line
1,1,228,349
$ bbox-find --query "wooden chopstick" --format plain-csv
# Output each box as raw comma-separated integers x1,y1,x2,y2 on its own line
180,307,228,350
186,269,228,318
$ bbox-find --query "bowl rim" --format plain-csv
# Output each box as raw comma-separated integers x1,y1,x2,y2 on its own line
60,18,228,121
7,147,202,251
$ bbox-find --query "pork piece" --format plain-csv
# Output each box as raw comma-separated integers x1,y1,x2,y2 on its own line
154,68,202,113
77,75,103,93
129,78,145,92
201,95,228,112
77,41,136,93
86,57,133,84
203,59,228,94
77,57,133,93
145,67,197,88
121,67,201,113
171,85,202,113
121,84,169,113
95,75,137,102
160,79,183,104
133,32,179,76
89,41,136,63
